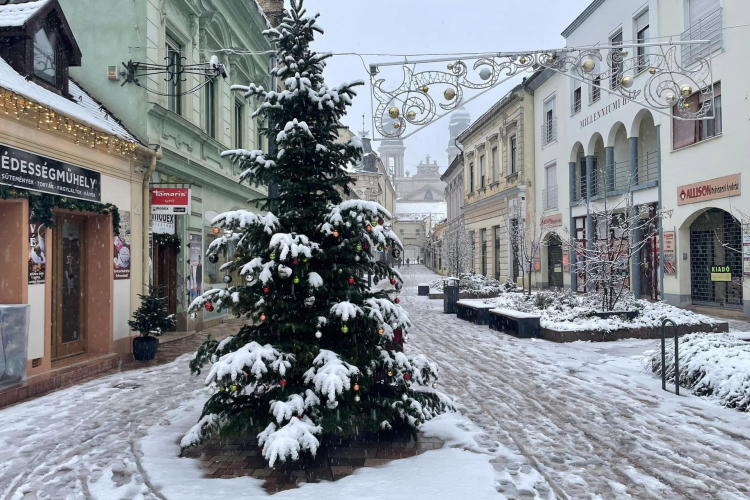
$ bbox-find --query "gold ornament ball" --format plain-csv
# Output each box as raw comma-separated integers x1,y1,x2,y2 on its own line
393,123,400,129
406,110,416,120
620,75,634,89
683,102,691,109
421,85,429,93
620,50,629,58
582,59,596,73
681,85,693,97
447,63,453,70
649,67,657,75
387,371,393,377
378,328,385,335
519,57,527,64
444,88,456,101
388,107,399,119
353,383,360,391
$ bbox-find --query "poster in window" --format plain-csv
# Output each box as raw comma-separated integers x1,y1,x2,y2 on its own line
663,231,676,274
189,233,203,303
113,211,131,280
28,221,46,284
743,224,750,276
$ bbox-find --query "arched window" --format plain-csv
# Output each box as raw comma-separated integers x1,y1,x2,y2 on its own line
424,190,433,200
34,28,57,85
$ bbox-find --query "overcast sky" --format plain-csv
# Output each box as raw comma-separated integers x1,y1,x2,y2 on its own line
299,0,594,174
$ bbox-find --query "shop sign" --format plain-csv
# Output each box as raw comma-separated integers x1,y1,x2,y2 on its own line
710,265,732,282
580,96,632,128
28,221,47,284
562,253,569,272
114,211,131,280
541,213,562,227
663,231,676,274
0,143,101,202
151,188,191,214
677,174,740,206
151,214,175,235
743,224,750,276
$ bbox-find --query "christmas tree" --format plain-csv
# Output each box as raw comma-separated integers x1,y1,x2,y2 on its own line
182,0,452,467
128,286,176,337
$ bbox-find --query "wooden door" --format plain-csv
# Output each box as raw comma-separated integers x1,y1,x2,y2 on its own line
153,241,178,321
52,214,87,359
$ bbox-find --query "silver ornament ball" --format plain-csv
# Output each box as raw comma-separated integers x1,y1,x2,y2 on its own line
315,330,322,339
479,66,492,81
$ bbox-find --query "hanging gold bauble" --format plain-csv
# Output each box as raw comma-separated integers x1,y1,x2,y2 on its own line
447,63,453,70
421,85,429,93
649,67,657,75
388,107,399,119
444,88,456,100
581,60,596,73
393,123,400,129
683,102,691,109
406,110,416,120
519,57,527,64
620,75,634,89
681,85,693,97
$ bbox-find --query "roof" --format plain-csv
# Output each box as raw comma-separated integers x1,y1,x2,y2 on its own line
561,0,606,38
457,83,524,144
0,0,51,28
441,153,463,182
523,68,557,93
0,56,139,142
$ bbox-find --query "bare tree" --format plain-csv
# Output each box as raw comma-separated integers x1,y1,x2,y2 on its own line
563,196,667,311
506,202,550,296
442,215,472,279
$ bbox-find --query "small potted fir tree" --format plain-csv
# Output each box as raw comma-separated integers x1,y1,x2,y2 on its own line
128,286,176,361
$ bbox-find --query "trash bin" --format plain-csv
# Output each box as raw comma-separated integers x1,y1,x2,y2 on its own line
0,305,30,390
443,277,460,314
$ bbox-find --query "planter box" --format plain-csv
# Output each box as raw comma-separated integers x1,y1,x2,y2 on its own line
489,308,541,339
428,291,444,299
456,300,495,325
418,284,430,296
133,336,160,361
540,321,729,343
590,310,638,321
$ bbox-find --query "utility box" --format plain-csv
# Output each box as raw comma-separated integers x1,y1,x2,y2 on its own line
0,305,30,390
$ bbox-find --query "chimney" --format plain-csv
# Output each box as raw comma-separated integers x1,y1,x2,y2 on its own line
257,0,284,27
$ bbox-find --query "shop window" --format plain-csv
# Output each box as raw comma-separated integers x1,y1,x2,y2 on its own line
481,229,487,276
494,226,501,280
673,82,722,149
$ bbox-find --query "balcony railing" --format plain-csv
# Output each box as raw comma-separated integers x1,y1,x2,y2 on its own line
572,176,587,203
542,118,556,146
682,7,722,67
580,150,659,199
571,97,581,115
542,185,558,211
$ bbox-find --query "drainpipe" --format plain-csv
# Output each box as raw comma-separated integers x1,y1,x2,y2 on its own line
141,145,161,293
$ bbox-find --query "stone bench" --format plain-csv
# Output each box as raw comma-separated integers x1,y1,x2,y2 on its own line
418,283,430,296
489,308,541,339
456,300,495,325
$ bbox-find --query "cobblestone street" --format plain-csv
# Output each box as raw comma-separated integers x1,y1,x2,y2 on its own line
399,265,750,500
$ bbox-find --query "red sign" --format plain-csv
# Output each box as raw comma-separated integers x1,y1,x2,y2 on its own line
677,174,740,206
151,188,191,214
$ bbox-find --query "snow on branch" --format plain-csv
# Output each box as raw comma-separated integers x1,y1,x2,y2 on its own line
330,301,363,321
211,210,279,235
269,233,317,261
205,342,295,386
181,414,220,449
303,350,359,405
276,118,315,143
269,390,320,424
258,416,322,467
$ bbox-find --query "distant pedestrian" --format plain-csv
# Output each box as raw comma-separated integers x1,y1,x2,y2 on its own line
406,258,410,267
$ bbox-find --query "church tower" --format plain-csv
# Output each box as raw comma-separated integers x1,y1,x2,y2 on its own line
446,107,471,164
377,101,406,179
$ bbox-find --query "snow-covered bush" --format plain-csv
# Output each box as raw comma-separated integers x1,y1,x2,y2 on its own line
429,274,520,297
647,333,750,412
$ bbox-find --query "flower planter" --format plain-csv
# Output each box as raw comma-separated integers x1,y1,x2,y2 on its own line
590,310,639,321
133,336,159,361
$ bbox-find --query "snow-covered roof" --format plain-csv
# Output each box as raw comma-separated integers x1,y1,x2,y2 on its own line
0,0,51,28
0,56,138,142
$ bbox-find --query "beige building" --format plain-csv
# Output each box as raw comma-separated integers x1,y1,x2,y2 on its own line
458,84,536,284
337,128,395,213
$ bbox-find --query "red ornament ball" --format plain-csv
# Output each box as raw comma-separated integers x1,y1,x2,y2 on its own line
390,278,396,285
279,379,287,387
394,297,400,304
240,309,246,314
292,259,298,266
403,373,410,381
378,218,384,225
204,302,213,312
363,244,369,250
348,277,355,284
263,287,270,294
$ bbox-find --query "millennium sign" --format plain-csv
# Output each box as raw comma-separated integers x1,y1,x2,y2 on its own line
580,96,632,129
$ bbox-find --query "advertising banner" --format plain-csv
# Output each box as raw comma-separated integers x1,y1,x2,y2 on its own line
1,142,101,202
744,224,750,276
189,233,202,303
28,221,46,284
663,231,676,274
151,214,175,234
151,188,191,214
113,211,131,280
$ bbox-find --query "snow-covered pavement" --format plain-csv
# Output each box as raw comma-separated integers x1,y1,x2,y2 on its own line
400,265,750,500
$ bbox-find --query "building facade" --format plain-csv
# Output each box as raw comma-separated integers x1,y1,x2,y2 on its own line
458,84,536,284
59,0,274,330
0,0,156,381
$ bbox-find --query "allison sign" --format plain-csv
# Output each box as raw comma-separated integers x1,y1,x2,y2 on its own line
0,143,101,202
677,174,740,206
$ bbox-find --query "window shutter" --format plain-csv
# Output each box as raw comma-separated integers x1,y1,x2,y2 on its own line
636,10,649,32
689,0,719,26
672,93,700,149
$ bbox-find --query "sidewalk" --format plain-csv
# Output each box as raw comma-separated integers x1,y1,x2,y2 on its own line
0,321,243,410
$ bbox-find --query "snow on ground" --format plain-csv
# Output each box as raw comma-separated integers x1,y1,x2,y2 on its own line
397,265,750,499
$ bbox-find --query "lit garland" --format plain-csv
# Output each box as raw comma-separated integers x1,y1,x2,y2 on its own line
0,185,121,235
152,232,181,252
0,87,138,159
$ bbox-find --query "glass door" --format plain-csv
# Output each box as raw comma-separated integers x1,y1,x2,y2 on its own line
52,215,87,359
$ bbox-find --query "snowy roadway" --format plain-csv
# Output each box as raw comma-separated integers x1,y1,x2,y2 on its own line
2,266,750,499
400,265,750,500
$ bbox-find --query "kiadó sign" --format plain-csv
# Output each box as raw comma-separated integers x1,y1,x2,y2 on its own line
0,143,101,202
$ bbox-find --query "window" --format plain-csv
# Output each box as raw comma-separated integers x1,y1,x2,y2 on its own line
510,136,517,174
491,146,498,182
416,228,421,236
469,162,474,192
682,0,722,67
400,229,404,236
256,118,264,150
481,229,487,276
635,10,650,72
234,102,244,149
204,77,216,138
590,76,601,103
494,226,501,280
544,162,557,210
610,31,623,90
543,96,556,145
166,36,182,114
673,82,722,149
34,28,57,85
572,86,582,114
480,155,485,188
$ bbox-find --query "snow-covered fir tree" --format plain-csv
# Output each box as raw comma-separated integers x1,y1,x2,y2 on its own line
182,0,452,467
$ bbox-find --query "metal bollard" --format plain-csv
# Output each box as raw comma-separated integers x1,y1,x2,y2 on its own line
661,318,680,395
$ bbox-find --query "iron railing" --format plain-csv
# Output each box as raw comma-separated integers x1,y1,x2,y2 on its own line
574,150,658,200
571,96,582,115
542,118,556,146
681,8,722,67
542,185,558,211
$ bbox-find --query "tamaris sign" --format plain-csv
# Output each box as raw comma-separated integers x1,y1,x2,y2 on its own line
151,188,191,214
677,174,740,206
0,143,101,202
